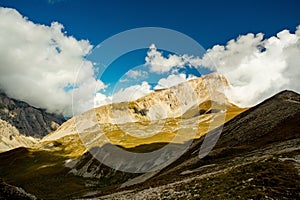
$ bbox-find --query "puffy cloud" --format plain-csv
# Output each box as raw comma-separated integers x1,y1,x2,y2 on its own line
94,93,112,108
154,73,197,90
94,82,153,107
72,75,107,115
111,81,152,103
0,7,106,116
119,69,148,83
4,7,298,118
126,70,148,79
200,26,300,107
145,44,201,73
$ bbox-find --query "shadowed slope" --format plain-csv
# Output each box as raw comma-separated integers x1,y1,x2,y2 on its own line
95,90,300,199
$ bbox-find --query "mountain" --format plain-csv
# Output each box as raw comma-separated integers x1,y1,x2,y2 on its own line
0,73,248,199
43,73,246,149
95,90,300,199
1,76,299,199
0,92,65,151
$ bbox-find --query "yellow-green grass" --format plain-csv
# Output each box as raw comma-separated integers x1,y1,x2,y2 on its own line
50,102,247,152
85,102,247,149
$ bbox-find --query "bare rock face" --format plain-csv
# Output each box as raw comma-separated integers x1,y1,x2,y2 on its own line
0,92,65,138
0,119,36,150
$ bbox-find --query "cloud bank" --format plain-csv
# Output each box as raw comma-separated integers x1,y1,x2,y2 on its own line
200,26,300,107
144,26,300,108
0,7,105,116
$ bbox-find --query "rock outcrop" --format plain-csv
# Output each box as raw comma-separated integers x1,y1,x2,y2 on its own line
0,92,65,138
0,119,36,151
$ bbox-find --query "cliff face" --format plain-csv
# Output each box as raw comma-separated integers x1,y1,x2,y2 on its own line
0,92,65,138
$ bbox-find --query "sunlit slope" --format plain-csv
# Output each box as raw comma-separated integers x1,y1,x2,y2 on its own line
43,73,247,149
79,102,246,149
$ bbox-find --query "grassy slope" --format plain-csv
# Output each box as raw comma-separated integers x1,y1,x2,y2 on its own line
91,101,247,149
0,148,86,199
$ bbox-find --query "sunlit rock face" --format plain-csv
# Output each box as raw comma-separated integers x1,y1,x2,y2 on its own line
44,73,245,149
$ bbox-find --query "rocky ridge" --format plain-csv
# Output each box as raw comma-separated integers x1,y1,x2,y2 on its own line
0,92,65,138
0,91,65,150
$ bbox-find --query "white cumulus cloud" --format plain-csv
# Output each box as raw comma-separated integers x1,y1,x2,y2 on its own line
145,44,201,73
0,7,106,116
111,81,153,103
126,70,148,79
94,93,112,108
154,73,197,90
200,26,300,107
94,81,153,107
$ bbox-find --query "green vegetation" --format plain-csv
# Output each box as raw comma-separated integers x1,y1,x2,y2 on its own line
0,147,96,199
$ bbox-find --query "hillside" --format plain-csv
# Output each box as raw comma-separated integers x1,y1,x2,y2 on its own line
0,118,36,151
0,89,295,199
0,178,37,200
96,90,300,199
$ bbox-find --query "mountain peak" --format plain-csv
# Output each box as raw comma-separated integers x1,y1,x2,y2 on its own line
273,90,300,101
43,73,245,150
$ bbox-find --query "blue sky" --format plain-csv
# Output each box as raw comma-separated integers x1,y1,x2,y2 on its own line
1,0,299,48
0,0,299,115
